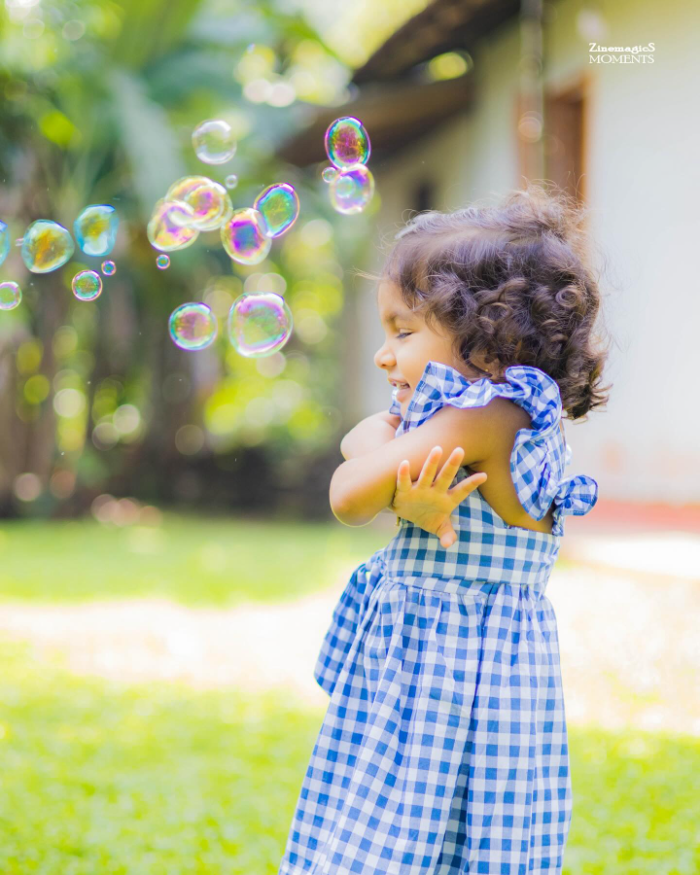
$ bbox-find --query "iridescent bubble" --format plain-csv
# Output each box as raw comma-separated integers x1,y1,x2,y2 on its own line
169,303,218,351
0,281,21,310
0,221,10,267
74,204,119,257
192,119,237,165
228,292,293,358
147,200,199,252
156,254,170,270
321,167,338,184
253,183,300,239
101,260,116,276
72,269,103,302
220,208,271,265
324,117,371,169
225,174,238,190
166,176,233,232
21,220,75,273
329,164,375,215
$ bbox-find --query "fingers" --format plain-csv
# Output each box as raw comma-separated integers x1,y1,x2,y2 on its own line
435,517,457,549
449,471,487,505
416,446,443,488
434,446,465,491
395,459,412,492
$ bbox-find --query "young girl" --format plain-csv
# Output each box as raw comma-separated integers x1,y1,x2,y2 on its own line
278,184,609,875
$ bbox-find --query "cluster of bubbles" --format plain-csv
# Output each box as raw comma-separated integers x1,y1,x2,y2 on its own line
0,205,119,311
321,117,375,215
163,118,300,356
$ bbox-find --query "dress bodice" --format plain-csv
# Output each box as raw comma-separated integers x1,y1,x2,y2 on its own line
384,360,599,592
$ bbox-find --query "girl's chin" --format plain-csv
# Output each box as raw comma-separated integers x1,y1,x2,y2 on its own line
396,384,411,401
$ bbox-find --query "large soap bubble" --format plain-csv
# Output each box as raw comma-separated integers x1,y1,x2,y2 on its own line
0,221,10,268
253,183,300,238
192,119,237,165
329,165,375,215
228,292,293,358
74,204,119,257
0,281,21,310
169,303,218,351
72,269,103,302
21,220,75,273
220,208,271,265
324,117,371,169
147,200,199,252
166,176,233,232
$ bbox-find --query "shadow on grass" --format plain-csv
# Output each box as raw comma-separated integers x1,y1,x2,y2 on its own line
0,515,389,606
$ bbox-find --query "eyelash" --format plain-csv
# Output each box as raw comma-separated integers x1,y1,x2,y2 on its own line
396,332,411,339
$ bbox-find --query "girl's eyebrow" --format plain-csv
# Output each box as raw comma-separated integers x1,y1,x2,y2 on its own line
380,309,415,326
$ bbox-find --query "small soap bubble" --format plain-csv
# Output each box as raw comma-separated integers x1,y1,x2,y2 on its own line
192,119,237,165
21,220,75,273
321,167,338,184
220,208,271,265
253,183,300,238
0,221,10,267
156,254,170,270
101,260,116,276
329,164,375,215
324,117,371,169
169,303,218,351
147,200,199,252
228,292,293,358
166,176,233,232
225,174,238,190
72,269,103,302
0,281,22,310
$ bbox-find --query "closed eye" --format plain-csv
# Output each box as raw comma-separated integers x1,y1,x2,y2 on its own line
396,332,411,339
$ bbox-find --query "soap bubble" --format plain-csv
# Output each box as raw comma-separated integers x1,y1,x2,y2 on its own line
321,167,338,184
225,174,238,189
21,220,75,273
147,200,199,252
166,176,233,232
220,208,271,265
228,292,293,358
72,269,103,302
101,260,116,276
192,119,237,165
324,117,371,169
156,254,170,270
253,183,300,238
329,164,375,215
169,303,218,351
74,204,119,257
0,281,22,310
0,221,10,267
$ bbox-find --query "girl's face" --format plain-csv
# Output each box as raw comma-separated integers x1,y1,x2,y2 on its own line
374,280,492,414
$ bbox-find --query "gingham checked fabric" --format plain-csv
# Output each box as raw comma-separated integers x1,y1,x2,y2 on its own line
278,362,598,875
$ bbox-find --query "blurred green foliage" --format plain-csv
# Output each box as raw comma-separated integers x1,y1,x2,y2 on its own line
0,0,377,518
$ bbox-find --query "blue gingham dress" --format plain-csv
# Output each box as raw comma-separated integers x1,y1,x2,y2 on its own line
278,361,598,875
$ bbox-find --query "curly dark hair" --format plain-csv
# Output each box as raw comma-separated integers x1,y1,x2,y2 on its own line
380,182,612,420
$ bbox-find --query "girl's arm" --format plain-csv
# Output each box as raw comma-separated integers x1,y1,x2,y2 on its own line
340,411,402,460
330,400,506,526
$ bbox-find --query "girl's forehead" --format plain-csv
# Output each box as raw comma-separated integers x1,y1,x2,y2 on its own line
376,280,416,321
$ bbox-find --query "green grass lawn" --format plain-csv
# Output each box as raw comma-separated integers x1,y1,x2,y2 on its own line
0,515,389,605
0,516,696,874
0,636,698,875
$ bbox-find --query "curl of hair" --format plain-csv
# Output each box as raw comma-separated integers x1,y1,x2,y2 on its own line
381,181,612,420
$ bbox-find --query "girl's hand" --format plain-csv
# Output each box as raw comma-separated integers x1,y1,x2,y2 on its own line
391,446,488,549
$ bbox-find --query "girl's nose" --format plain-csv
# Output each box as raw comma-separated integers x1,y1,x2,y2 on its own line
374,344,395,370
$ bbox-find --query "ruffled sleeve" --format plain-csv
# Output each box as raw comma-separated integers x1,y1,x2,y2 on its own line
390,360,598,538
